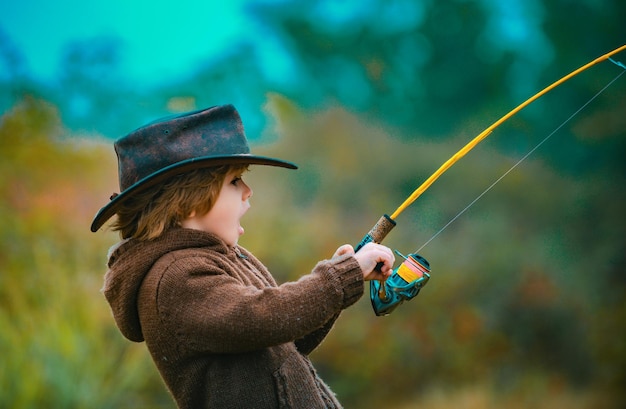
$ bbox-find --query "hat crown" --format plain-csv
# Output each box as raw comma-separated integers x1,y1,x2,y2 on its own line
115,104,250,191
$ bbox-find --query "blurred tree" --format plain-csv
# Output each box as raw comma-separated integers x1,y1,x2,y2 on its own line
248,0,625,141
0,28,46,115
0,99,174,408
0,28,26,85
249,0,491,135
54,36,144,137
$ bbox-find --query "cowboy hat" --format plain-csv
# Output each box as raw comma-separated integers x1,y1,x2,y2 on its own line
90,104,297,232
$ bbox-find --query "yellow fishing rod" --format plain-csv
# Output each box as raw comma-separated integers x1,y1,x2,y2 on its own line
356,44,626,316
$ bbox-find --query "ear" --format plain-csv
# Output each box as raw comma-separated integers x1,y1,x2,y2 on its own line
179,209,198,230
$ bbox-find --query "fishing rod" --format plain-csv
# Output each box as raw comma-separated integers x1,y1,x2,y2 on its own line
356,44,626,316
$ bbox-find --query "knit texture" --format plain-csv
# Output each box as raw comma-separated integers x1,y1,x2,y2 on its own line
103,228,364,408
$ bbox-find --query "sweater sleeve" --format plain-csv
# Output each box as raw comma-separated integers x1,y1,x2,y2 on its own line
150,251,364,354
294,313,339,356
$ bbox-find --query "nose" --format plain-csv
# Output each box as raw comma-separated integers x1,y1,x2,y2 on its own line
242,180,253,200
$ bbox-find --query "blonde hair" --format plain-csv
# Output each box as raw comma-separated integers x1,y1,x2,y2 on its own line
112,164,248,240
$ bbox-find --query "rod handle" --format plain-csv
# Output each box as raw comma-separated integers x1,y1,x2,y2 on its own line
355,214,396,252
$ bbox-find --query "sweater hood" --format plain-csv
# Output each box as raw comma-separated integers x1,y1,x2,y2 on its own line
102,228,229,342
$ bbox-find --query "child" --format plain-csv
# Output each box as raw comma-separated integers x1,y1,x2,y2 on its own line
91,104,395,408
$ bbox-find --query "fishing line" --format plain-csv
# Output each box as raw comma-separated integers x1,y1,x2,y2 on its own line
416,66,626,252
358,46,625,316
357,45,626,253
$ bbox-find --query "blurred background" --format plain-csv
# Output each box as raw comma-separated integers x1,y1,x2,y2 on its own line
1,0,625,408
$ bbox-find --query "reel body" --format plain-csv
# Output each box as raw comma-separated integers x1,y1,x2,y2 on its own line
354,215,431,316
370,253,431,316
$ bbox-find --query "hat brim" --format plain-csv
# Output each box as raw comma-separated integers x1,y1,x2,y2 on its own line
90,154,297,232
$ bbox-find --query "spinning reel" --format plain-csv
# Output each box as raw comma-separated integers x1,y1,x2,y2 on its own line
355,215,431,316
370,251,430,316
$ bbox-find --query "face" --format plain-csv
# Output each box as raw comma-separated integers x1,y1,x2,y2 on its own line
181,169,252,246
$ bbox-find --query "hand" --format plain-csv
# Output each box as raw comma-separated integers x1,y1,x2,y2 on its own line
333,243,394,281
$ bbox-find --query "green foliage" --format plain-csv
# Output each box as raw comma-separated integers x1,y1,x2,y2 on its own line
0,99,173,408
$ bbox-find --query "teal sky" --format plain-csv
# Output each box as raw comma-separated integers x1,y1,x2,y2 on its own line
1,0,281,87
1,0,557,96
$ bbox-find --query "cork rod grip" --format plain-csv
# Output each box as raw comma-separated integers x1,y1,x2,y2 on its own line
355,214,397,252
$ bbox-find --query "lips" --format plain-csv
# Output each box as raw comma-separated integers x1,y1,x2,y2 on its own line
238,204,249,236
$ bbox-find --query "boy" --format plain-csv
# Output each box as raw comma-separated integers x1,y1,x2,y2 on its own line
91,104,395,408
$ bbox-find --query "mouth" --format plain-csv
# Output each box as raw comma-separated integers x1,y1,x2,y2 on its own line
238,205,249,236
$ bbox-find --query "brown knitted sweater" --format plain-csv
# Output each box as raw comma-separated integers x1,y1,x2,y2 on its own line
102,227,364,408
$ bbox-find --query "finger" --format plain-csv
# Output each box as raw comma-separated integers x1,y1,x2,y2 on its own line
380,248,395,269
334,244,355,257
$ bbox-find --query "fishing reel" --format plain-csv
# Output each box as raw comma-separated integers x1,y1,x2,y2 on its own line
370,251,431,316
355,214,431,316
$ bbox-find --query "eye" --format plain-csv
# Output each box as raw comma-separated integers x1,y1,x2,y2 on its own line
231,176,243,185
